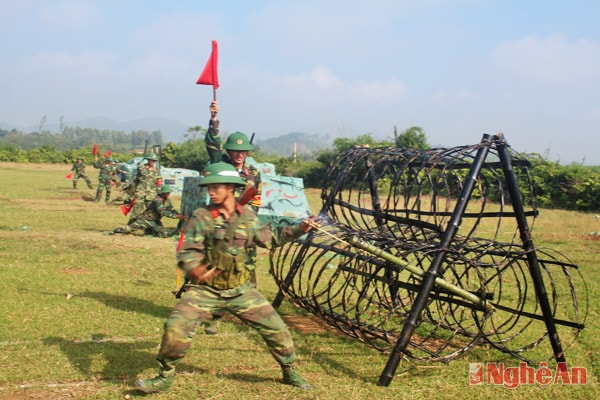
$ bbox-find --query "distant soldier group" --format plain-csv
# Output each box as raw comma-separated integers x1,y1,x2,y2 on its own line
69,150,176,238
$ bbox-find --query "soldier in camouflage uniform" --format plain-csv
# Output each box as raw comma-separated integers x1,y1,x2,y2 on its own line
205,101,261,334
70,157,93,189
92,156,116,203
206,101,261,194
128,153,162,222
116,163,135,204
135,162,319,394
106,185,188,237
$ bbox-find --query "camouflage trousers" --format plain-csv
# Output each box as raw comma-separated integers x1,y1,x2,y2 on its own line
113,218,175,237
73,173,93,189
155,284,297,376
95,180,112,202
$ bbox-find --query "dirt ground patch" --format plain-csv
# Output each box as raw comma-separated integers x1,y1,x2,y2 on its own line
282,315,341,335
0,381,105,400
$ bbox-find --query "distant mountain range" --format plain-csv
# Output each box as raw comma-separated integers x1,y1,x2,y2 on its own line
0,116,334,156
0,116,189,143
254,131,333,156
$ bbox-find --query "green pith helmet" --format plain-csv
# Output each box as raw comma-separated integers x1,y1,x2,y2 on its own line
199,162,246,186
144,153,159,161
159,184,172,194
223,132,254,151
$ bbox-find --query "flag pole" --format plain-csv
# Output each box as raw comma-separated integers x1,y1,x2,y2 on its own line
197,40,219,100
212,40,218,101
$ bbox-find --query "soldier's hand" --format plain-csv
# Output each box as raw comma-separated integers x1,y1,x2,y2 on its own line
300,215,323,232
245,174,256,187
178,214,190,221
210,101,219,119
188,264,220,283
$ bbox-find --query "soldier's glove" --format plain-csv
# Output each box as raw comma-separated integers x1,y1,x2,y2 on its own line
177,214,190,221
188,263,221,284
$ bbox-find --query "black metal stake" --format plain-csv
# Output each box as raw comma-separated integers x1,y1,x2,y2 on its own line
494,133,566,363
378,134,492,386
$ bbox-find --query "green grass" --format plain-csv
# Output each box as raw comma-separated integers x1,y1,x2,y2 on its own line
0,162,598,399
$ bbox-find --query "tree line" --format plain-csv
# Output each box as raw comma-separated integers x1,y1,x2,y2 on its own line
1,125,598,211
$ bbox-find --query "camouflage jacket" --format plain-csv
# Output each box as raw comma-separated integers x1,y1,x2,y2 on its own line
177,204,305,291
133,165,161,200
93,161,116,183
139,195,179,222
71,162,87,176
205,118,261,190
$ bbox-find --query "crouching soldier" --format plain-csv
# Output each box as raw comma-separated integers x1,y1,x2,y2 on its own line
106,184,187,237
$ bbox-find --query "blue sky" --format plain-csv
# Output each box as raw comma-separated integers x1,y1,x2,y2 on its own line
2,0,599,164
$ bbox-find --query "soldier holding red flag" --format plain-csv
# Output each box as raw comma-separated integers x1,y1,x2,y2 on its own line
93,155,116,203
69,157,93,189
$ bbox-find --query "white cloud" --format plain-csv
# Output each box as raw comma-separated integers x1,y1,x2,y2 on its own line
310,66,343,89
491,34,600,84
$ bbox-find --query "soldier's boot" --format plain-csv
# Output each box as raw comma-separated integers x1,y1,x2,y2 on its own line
134,374,174,394
282,366,311,390
112,226,130,235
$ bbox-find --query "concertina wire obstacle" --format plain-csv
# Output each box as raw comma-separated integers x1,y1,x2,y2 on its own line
269,133,587,386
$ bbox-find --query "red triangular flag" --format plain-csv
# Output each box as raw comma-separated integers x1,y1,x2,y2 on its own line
107,149,113,156
196,40,219,89
93,143,98,156
121,198,136,216
65,172,73,179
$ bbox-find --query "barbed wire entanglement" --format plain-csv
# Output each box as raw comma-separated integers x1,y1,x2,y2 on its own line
270,133,587,386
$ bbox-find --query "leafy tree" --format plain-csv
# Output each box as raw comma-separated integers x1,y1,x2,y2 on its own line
161,142,179,168
169,126,210,171
394,126,430,149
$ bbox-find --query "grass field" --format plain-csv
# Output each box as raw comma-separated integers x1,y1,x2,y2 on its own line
0,162,598,399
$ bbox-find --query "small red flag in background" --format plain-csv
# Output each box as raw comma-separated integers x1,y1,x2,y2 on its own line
196,40,219,88
65,172,73,179
120,198,136,216
107,149,113,156
93,143,98,156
